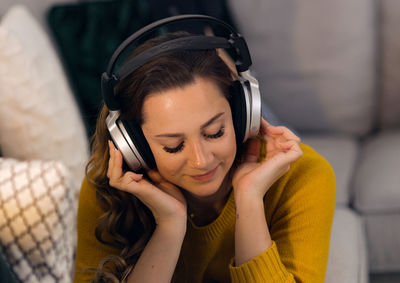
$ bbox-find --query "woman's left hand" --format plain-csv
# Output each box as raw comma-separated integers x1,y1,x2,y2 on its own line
232,118,303,200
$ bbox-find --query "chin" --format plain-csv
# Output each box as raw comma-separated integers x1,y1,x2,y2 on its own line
182,171,229,198
188,184,221,198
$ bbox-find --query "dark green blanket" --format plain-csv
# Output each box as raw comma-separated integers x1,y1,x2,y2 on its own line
0,250,20,283
47,0,234,138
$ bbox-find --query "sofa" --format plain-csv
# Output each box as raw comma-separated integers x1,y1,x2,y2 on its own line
1,1,400,282
228,1,400,282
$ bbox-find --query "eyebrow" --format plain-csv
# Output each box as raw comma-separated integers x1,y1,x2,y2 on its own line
155,112,225,138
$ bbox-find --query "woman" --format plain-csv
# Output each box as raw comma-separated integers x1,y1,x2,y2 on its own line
73,29,335,282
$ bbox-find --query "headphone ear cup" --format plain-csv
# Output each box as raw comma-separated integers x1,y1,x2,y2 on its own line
229,80,247,146
121,119,156,170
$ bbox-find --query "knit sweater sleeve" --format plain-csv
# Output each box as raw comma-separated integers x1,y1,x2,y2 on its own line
73,178,121,282
229,144,336,282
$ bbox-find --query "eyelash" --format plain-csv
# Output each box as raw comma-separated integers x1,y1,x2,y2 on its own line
163,142,184,153
205,127,225,139
163,127,225,154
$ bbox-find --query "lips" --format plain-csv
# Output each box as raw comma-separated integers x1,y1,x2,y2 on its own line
190,165,219,182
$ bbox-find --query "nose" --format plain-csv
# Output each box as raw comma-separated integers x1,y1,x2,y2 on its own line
188,140,212,169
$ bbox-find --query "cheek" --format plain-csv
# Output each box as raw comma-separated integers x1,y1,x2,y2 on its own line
219,124,237,164
142,133,185,179
152,151,185,179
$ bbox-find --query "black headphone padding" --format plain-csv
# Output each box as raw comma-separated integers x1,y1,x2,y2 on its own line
229,80,247,147
121,119,156,169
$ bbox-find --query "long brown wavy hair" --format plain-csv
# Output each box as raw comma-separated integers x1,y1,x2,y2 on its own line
86,31,235,282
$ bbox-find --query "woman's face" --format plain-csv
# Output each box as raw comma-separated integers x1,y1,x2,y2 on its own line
141,77,237,198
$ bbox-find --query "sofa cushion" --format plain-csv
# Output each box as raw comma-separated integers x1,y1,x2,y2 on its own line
0,158,75,283
325,207,368,283
380,0,400,129
301,135,359,206
364,213,400,272
228,0,376,136
0,5,89,199
353,131,400,213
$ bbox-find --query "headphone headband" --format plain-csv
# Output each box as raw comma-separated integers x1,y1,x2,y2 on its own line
106,14,239,74
116,35,231,81
102,14,252,110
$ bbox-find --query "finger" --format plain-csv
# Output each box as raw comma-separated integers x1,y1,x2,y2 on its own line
278,141,303,161
244,138,261,163
114,172,144,194
267,126,299,141
107,140,114,178
123,171,144,183
260,118,273,135
266,126,301,143
264,133,281,152
109,146,124,186
117,175,158,204
261,117,273,127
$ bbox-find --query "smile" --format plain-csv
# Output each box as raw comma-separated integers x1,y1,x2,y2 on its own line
190,165,219,182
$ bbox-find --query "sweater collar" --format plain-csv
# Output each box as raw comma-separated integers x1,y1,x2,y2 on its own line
186,189,236,242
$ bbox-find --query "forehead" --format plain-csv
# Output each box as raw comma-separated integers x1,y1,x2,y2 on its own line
141,78,230,131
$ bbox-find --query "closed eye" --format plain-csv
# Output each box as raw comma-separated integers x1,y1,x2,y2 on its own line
204,127,225,139
163,142,184,153
162,127,224,154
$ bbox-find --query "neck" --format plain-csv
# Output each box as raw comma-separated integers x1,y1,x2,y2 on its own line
184,171,233,225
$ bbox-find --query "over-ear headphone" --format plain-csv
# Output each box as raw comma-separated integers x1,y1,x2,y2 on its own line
101,14,261,171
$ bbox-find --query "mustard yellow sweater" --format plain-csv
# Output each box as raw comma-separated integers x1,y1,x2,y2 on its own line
74,144,335,282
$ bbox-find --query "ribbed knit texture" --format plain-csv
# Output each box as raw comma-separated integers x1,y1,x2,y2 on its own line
74,143,335,282
229,241,293,282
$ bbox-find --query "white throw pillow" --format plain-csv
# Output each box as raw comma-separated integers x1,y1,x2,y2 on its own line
0,5,89,200
0,158,75,283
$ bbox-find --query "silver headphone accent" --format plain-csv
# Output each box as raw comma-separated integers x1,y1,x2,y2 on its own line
106,110,149,171
240,70,261,141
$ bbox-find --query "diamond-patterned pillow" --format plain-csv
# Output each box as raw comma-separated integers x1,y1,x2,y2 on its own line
0,158,75,283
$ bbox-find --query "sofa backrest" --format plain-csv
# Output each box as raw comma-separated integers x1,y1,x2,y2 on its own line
229,0,378,137
380,0,400,130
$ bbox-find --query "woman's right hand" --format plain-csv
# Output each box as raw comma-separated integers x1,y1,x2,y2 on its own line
107,141,187,227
